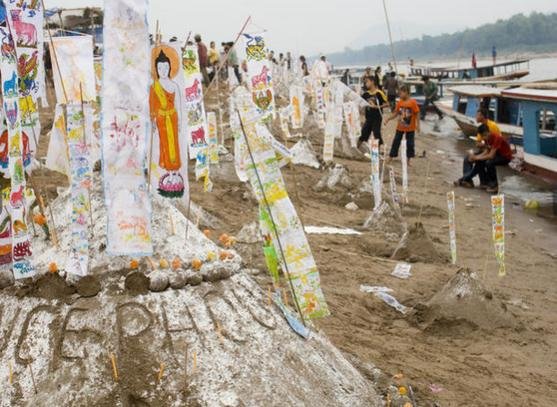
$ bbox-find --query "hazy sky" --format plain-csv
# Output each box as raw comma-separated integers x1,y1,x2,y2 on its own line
47,0,556,55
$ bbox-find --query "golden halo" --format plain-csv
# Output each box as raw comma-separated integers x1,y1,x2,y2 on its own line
151,44,180,80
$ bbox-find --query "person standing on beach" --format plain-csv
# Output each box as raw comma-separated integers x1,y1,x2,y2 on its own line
341,69,352,86
208,41,220,82
492,45,497,65
421,76,443,120
385,85,420,165
357,77,388,151
299,55,309,76
195,34,210,85
384,71,399,110
226,42,242,84
374,66,383,90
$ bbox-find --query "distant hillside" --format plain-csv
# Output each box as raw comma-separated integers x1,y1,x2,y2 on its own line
328,12,557,65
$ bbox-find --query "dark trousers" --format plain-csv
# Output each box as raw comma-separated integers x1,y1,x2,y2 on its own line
462,153,510,187
388,94,397,110
421,97,443,119
233,65,242,84
389,131,415,158
359,120,383,145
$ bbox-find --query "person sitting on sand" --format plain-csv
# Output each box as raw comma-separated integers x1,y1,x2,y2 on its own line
454,124,513,193
357,77,388,151
385,85,420,165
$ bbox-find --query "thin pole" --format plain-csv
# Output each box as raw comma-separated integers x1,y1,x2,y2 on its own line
203,16,251,98
42,0,69,104
79,83,95,242
382,0,398,73
237,111,306,326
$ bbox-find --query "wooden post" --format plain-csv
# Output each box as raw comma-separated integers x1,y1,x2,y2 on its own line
110,353,119,382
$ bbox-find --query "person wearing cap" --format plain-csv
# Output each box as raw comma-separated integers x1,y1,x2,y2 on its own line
195,34,210,85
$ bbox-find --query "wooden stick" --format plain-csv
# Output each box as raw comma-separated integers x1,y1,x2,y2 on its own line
203,16,252,98
42,0,69,104
8,361,13,385
169,213,176,235
417,159,431,224
192,351,197,374
28,364,37,394
267,285,272,306
110,353,119,382
157,362,165,383
79,82,95,233
39,195,59,247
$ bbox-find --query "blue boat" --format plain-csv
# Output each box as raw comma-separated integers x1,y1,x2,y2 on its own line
501,88,557,177
409,59,530,81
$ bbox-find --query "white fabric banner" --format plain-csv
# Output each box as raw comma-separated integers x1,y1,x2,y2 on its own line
101,0,153,256
50,35,97,104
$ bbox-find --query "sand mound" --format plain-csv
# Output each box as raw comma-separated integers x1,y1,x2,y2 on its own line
391,222,446,263
0,177,382,406
364,201,406,239
291,138,320,169
314,164,353,192
414,269,517,333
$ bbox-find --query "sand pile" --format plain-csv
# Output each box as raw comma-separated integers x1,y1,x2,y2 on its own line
290,138,320,169
364,201,407,239
0,177,382,406
391,222,446,263
414,268,517,333
314,164,354,192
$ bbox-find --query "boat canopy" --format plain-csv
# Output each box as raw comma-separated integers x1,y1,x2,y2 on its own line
448,85,502,98
501,88,557,104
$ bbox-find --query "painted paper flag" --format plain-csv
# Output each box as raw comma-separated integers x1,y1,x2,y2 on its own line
101,0,153,256
389,166,400,209
238,115,329,320
182,45,209,159
45,104,70,176
323,106,336,162
50,35,97,104
149,42,190,201
242,32,275,121
447,191,457,264
491,194,505,276
66,104,92,276
279,107,291,139
0,24,34,279
344,101,360,148
5,0,45,157
370,138,381,210
206,111,219,164
230,97,248,182
401,139,408,203
290,85,304,129
314,82,326,128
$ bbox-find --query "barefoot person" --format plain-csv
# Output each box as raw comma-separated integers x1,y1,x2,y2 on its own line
357,77,388,151
385,85,420,165
455,124,513,193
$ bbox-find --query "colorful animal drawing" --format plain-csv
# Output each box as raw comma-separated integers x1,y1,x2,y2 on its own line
187,103,203,124
196,151,207,166
185,79,201,101
3,71,17,97
9,132,21,155
5,100,18,128
182,49,198,75
16,0,40,10
10,185,25,208
252,89,273,111
0,31,15,59
17,51,38,96
11,10,37,48
243,33,266,61
191,127,206,145
19,95,37,120
13,240,32,261
251,66,269,88
13,219,27,235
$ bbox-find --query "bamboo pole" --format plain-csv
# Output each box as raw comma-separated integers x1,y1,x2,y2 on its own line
42,0,69,104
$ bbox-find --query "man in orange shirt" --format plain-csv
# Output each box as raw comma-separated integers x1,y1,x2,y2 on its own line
385,85,420,164
455,124,513,193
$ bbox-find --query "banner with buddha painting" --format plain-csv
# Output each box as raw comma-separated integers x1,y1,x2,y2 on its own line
101,0,153,256
149,42,189,202
242,32,275,121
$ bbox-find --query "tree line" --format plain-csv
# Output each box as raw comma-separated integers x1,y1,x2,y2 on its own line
328,12,557,65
